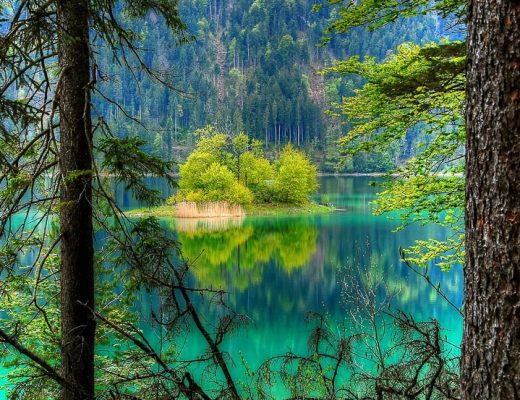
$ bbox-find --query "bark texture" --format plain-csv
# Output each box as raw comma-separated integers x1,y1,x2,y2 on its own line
463,1,520,398
57,1,95,398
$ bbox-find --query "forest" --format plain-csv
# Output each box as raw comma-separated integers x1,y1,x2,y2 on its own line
95,0,459,172
0,0,519,399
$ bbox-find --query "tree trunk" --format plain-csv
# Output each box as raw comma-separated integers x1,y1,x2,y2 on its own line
57,1,95,398
462,1,520,398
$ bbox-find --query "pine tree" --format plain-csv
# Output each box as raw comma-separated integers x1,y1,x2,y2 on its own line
462,2,520,398
1,1,191,397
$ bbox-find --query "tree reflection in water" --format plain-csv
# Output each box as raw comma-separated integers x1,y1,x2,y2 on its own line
170,216,318,292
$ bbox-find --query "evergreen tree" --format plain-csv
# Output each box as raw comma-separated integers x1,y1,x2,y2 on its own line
463,3,520,398
91,0,445,168
0,1,242,398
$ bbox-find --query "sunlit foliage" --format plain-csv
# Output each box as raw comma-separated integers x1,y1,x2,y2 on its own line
319,0,466,271
272,144,319,205
170,126,318,206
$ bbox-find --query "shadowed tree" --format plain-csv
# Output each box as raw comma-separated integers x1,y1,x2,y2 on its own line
462,2,520,398
56,2,95,398
0,1,194,398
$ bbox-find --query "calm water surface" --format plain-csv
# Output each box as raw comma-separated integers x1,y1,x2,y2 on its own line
1,176,463,397
121,176,464,391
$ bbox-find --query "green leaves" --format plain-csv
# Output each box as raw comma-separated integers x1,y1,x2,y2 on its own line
321,3,466,271
171,127,319,207
177,161,254,205
316,0,465,36
273,144,319,205
325,41,465,156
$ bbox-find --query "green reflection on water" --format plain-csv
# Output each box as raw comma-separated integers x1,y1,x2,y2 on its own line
173,216,318,291
1,176,463,398
138,176,463,396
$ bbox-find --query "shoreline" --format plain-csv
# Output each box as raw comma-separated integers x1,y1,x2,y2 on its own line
127,202,336,219
317,172,388,177
91,171,462,178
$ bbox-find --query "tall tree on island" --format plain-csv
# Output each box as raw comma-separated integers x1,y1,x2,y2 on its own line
463,2,520,398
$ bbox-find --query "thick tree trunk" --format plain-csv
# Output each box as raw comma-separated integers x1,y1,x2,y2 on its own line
57,1,95,398
462,1,520,398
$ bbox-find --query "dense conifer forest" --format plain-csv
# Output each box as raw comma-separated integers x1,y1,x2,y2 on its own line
95,1,454,171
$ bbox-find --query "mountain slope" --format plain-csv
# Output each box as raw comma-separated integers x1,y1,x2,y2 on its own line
95,0,447,171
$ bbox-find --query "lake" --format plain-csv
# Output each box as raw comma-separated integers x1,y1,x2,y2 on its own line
1,175,463,397
119,175,463,394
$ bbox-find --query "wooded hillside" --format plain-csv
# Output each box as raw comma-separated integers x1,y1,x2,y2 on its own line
95,0,452,171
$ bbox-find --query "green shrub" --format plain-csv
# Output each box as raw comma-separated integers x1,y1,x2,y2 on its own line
272,145,318,205
168,128,318,207
200,163,253,205
240,153,275,202
171,162,253,205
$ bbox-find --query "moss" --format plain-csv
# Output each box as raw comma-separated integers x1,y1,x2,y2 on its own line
126,205,178,218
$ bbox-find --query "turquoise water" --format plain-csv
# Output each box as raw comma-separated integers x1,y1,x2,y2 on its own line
0,176,463,397
126,175,463,394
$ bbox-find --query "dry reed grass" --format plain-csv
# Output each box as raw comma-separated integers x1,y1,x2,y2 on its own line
174,201,246,218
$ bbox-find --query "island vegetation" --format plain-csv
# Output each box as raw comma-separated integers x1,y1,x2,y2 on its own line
132,126,334,218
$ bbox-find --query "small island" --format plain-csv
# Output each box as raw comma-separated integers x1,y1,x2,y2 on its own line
130,126,335,219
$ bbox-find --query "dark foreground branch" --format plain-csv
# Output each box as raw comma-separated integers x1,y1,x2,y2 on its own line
79,302,211,400
0,328,74,393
